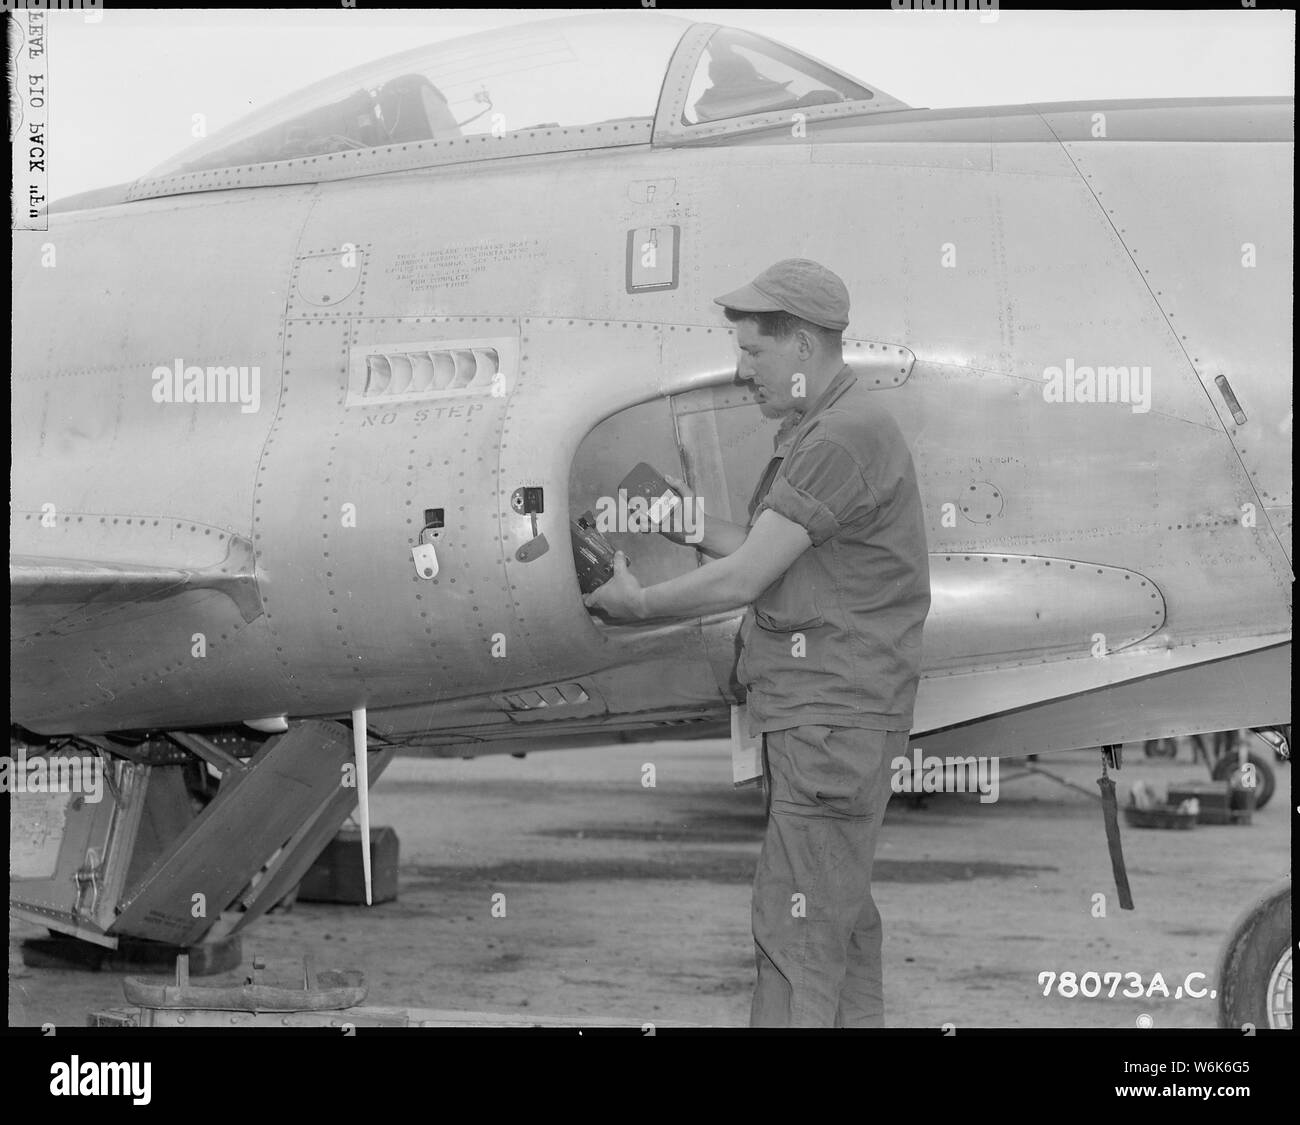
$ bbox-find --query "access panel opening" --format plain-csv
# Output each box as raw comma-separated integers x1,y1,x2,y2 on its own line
568,398,698,606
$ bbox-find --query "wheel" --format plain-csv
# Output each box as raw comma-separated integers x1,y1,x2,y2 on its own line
1211,749,1276,809
1143,738,1178,759
1217,878,1292,1030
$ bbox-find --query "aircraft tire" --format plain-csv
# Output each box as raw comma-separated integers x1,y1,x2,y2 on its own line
1211,749,1276,809
1216,878,1292,1030
1143,738,1178,759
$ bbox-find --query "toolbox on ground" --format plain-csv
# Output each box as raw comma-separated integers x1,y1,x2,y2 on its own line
1123,805,1198,829
298,826,400,904
1166,780,1254,826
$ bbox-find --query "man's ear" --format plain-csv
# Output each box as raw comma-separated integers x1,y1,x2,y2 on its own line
794,327,817,360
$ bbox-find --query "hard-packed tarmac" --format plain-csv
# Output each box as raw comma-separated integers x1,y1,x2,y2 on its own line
8,742,1288,1029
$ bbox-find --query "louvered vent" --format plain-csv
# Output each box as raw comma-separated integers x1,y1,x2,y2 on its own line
503,683,591,711
346,336,516,406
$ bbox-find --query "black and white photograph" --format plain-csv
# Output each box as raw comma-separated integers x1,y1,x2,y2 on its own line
7,0,1293,1077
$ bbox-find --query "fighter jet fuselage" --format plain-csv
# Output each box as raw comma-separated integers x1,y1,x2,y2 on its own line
12,18,1292,761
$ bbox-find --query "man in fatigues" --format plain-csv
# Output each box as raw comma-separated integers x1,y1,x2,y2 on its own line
584,259,930,1027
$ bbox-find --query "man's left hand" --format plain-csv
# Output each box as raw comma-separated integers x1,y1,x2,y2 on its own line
583,551,646,619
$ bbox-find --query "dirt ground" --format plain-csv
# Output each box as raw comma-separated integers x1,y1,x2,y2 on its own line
8,741,1289,1029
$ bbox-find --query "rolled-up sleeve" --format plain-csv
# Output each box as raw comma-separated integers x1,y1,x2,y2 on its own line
757,438,876,547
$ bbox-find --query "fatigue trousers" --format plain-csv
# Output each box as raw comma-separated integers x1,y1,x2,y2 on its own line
750,724,904,1028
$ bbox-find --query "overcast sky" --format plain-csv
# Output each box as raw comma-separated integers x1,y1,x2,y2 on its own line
35,7,1297,200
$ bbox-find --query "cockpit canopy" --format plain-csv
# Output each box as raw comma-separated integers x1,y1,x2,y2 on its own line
143,15,904,187
682,26,877,125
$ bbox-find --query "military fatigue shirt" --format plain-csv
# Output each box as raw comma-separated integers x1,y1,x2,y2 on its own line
737,364,930,734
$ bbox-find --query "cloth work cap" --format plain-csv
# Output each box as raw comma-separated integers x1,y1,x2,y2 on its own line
714,258,850,331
